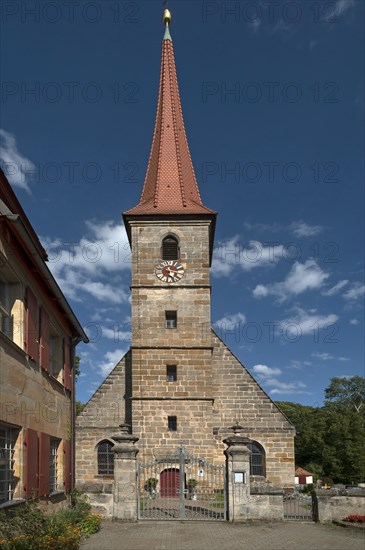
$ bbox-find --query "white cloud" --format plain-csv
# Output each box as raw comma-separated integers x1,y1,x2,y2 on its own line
350,318,359,325
253,260,329,301
98,349,127,377
281,307,339,337
212,236,285,277
214,312,246,331
270,381,309,395
322,280,349,296
333,0,356,17
252,364,281,377
43,220,130,277
41,220,131,305
251,363,309,395
343,283,365,301
243,222,283,233
100,324,131,343
0,129,35,192
288,360,302,370
290,221,324,238
312,352,334,361
252,285,269,298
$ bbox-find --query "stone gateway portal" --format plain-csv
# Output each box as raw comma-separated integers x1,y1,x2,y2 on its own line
75,8,295,519
137,447,226,520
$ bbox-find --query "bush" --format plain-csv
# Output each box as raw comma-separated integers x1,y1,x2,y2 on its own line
78,514,102,536
301,484,314,495
0,502,47,540
0,491,101,549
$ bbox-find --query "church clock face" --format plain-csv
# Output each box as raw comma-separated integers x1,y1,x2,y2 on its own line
155,260,185,283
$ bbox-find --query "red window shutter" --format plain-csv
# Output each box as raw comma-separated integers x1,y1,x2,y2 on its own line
25,428,38,499
26,288,39,362
40,308,50,372
39,432,50,497
63,338,72,391
63,440,72,493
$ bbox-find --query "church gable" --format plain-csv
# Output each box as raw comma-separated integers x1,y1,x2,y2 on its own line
76,350,131,429
211,330,295,434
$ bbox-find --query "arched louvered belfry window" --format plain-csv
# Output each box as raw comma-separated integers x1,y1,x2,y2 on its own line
97,440,114,476
162,235,180,260
247,441,266,477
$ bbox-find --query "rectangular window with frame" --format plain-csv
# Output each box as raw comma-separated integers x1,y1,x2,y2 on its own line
165,311,177,329
168,416,177,432
50,439,59,494
49,329,63,382
0,278,14,340
166,365,177,382
0,424,19,504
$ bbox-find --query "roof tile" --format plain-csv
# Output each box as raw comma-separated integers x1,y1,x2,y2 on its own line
125,34,215,216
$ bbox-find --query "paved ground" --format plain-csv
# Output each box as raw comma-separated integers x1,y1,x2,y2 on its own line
80,520,365,550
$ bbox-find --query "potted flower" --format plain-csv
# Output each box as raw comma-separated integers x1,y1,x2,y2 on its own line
145,477,158,498
187,479,198,500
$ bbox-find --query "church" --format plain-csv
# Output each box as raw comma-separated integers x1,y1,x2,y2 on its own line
76,10,295,515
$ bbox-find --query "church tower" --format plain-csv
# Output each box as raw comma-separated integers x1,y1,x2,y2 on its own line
123,9,218,461
75,10,295,510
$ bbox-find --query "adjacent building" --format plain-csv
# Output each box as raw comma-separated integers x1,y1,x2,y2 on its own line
0,170,88,508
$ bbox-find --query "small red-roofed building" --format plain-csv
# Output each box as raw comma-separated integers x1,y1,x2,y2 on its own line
295,467,314,485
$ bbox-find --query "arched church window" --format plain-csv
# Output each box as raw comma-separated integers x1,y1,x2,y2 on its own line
161,236,179,260
247,441,265,477
97,440,114,475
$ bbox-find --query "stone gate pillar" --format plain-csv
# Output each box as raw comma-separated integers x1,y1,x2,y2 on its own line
112,423,139,520
224,424,252,522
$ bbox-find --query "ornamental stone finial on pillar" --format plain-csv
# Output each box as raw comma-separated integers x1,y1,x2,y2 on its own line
223,424,252,522
112,423,139,521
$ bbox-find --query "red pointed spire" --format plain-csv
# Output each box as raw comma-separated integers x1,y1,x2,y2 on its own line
124,14,215,216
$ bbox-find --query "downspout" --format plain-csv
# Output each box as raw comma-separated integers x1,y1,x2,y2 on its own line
71,336,82,493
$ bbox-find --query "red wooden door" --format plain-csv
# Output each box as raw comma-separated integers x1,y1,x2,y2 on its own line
160,468,180,498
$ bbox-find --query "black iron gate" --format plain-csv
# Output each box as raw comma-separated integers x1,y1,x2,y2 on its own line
138,447,226,520
283,492,317,521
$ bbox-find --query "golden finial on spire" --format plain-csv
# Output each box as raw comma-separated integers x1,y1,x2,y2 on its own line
163,8,172,26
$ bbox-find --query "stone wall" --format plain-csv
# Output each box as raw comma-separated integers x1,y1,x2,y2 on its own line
1,335,72,439
75,352,130,514
1,323,72,501
247,494,284,521
317,495,365,522
211,331,295,487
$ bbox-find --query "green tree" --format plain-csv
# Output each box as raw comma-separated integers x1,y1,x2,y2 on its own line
75,355,80,379
76,401,85,416
275,376,365,484
325,376,365,416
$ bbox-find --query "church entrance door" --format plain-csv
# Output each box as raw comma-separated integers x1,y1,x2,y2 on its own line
138,447,226,520
160,468,180,498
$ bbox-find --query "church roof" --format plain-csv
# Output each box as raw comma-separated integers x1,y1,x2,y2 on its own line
124,12,216,217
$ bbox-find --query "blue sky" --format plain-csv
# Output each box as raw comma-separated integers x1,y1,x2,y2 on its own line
1,0,364,406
